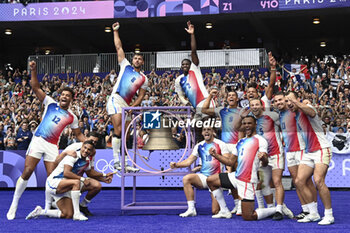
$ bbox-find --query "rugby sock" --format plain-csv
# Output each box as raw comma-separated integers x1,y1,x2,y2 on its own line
112,137,121,163
80,197,91,207
234,199,239,208
307,202,317,214
313,202,319,214
267,203,275,208
212,189,230,212
302,204,309,213
187,200,195,210
11,177,28,208
324,208,333,218
71,191,81,216
255,190,265,208
43,209,61,218
237,200,242,213
44,189,53,210
276,204,283,213
256,207,276,220
271,188,276,205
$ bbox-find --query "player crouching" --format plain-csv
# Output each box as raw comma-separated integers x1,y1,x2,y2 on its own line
26,140,113,221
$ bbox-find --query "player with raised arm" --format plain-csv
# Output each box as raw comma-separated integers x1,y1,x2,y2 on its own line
7,61,85,220
202,87,241,214
249,98,293,220
206,116,291,220
286,91,334,225
175,21,215,120
169,123,230,218
274,92,318,220
107,22,148,172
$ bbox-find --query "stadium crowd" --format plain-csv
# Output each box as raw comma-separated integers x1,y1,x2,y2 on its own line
0,55,349,150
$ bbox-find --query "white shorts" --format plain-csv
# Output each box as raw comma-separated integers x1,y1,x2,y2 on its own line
107,93,128,115
197,173,208,189
300,147,332,168
194,98,216,120
46,178,70,202
286,150,304,167
27,136,59,162
227,172,256,200
46,177,84,202
268,153,285,170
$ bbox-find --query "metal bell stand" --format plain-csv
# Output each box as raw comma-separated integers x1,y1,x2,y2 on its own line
120,106,195,213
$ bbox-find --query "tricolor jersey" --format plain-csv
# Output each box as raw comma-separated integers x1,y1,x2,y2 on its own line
64,142,95,167
255,111,283,156
49,151,92,179
233,135,268,183
295,105,330,153
214,107,240,144
192,138,228,177
175,63,208,108
279,109,305,152
112,58,148,105
34,96,78,145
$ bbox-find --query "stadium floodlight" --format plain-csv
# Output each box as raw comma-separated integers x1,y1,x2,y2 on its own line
206,22,213,29
5,29,12,35
313,18,320,24
105,27,112,33
320,41,326,47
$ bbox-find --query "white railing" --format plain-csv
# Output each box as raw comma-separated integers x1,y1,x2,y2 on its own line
28,48,267,74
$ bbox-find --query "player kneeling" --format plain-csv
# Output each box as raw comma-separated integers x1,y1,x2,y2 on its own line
170,122,231,218
207,116,291,220
26,140,113,221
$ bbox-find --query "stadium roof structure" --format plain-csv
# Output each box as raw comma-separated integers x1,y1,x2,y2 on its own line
0,7,349,69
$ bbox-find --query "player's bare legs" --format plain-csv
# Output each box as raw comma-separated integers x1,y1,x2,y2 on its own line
180,174,204,217
207,174,232,219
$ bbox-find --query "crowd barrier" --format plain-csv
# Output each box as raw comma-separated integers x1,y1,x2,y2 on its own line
0,150,349,188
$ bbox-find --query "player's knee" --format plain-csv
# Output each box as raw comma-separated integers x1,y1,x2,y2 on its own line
212,206,219,215
242,212,255,221
294,176,305,188
313,176,325,188
93,181,102,191
22,167,35,180
61,211,73,219
72,179,81,190
182,175,191,185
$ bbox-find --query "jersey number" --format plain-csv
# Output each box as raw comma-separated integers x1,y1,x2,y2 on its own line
229,116,233,122
205,154,212,162
281,122,286,130
52,116,61,124
131,77,136,83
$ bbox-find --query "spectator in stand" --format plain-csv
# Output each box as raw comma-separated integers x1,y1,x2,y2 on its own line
15,121,32,150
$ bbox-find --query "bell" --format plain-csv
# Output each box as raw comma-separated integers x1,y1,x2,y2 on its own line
143,117,180,150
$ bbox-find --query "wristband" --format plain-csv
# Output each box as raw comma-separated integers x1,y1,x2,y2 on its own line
270,67,277,71
80,177,86,182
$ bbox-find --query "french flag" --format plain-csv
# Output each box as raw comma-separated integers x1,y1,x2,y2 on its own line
283,64,310,83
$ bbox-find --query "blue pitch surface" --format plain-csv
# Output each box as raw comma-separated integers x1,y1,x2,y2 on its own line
0,189,349,233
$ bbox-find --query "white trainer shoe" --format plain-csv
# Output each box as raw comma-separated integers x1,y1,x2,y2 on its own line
282,203,294,219
125,165,140,173
231,205,238,214
318,216,335,225
179,209,197,217
212,210,232,219
73,212,88,221
114,162,122,171
7,204,18,220
26,206,42,220
297,213,321,223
